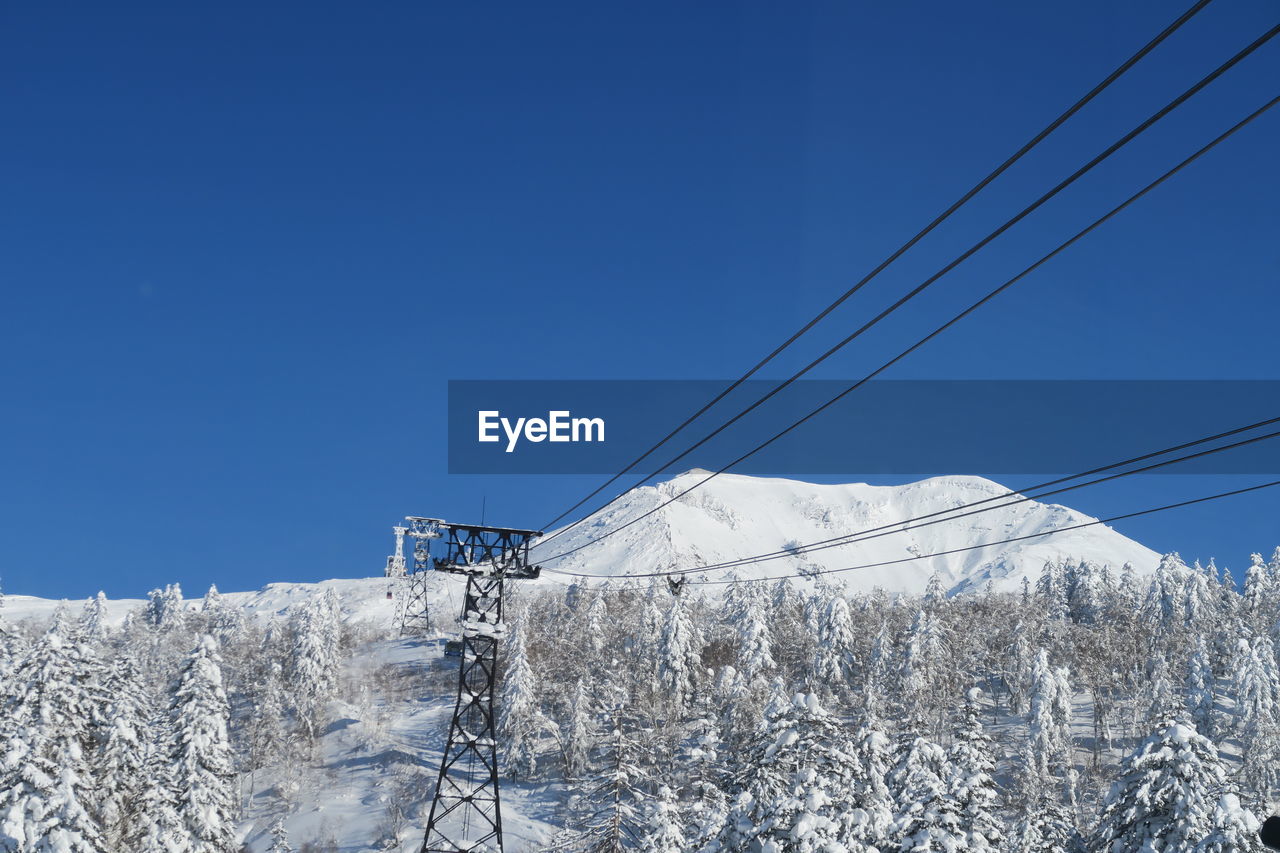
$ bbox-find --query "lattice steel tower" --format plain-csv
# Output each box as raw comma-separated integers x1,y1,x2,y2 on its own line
415,521,542,853
393,517,444,636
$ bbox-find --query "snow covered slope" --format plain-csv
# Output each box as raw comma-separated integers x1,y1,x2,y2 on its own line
531,470,1160,595
2,472,1161,628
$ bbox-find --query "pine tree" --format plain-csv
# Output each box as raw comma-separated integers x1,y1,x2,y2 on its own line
1193,792,1265,853
1230,636,1280,796
721,692,866,853
499,612,542,779
1008,802,1080,853
735,585,775,685
563,678,595,780
585,587,609,655
1091,718,1230,852
889,732,964,852
145,583,186,631
94,655,150,849
812,590,855,691
288,594,339,744
247,660,289,776
1185,635,1216,739
1024,649,1072,804
901,608,950,729
125,708,182,852
637,785,685,853
0,626,105,853
267,817,294,853
657,592,699,710
79,592,109,641
168,636,236,853
849,713,895,850
948,688,1004,849
581,708,643,853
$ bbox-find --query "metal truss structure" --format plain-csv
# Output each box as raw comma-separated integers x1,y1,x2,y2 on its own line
415,521,542,853
389,517,444,636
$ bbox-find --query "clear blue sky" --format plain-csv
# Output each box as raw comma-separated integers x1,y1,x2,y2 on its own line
3,1,1277,600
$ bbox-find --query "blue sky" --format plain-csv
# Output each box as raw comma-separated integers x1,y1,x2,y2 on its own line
2,1,1278,600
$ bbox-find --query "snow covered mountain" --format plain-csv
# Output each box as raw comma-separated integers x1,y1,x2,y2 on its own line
530,470,1160,595
2,471,1162,630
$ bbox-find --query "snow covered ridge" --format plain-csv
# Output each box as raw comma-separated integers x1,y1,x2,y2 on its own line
0,470,1198,625
532,471,1162,594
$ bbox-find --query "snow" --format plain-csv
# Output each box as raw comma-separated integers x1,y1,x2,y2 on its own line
530,471,1161,594
0,471,1221,852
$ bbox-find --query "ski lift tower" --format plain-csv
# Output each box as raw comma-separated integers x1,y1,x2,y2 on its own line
419,521,542,853
392,518,444,635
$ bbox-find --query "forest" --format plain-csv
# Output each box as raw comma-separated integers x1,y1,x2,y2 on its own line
2,550,1279,851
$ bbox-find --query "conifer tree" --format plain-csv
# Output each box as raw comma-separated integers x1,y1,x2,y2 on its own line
563,678,595,780
721,692,865,853
948,688,1004,849
168,636,236,853
1092,719,1233,852
637,785,685,853
812,590,855,690
657,592,699,710
79,592,109,641
126,709,183,852
94,655,149,849
849,712,895,850
735,585,775,685
581,708,643,853
1193,792,1265,853
889,731,964,852
499,613,542,779
267,817,294,853
1025,649,1072,803
0,626,105,853
1185,634,1217,739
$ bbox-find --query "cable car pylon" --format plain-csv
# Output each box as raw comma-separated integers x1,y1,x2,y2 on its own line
398,519,542,853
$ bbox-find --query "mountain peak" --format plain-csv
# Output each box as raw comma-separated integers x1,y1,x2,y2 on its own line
544,471,1157,594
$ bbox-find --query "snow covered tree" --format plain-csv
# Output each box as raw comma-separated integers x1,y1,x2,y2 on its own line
734,585,775,685
637,785,685,853
0,626,105,853
721,691,867,853
900,608,951,731
1024,649,1073,804
889,731,965,852
1091,719,1234,852
657,592,699,710
584,587,609,655
849,713,895,849
499,612,543,778
246,659,289,778
580,708,643,853
78,592,109,641
563,678,595,780
1185,634,1217,739
1037,561,1069,623
145,583,186,631
948,688,1004,849
168,636,236,853
1230,636,1280,797
127,718,183,853
267,817,294,853
812,589,855,691
93,655,150,849
1194,792,1265,853
1008,803,1080,853
288,594,340,744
